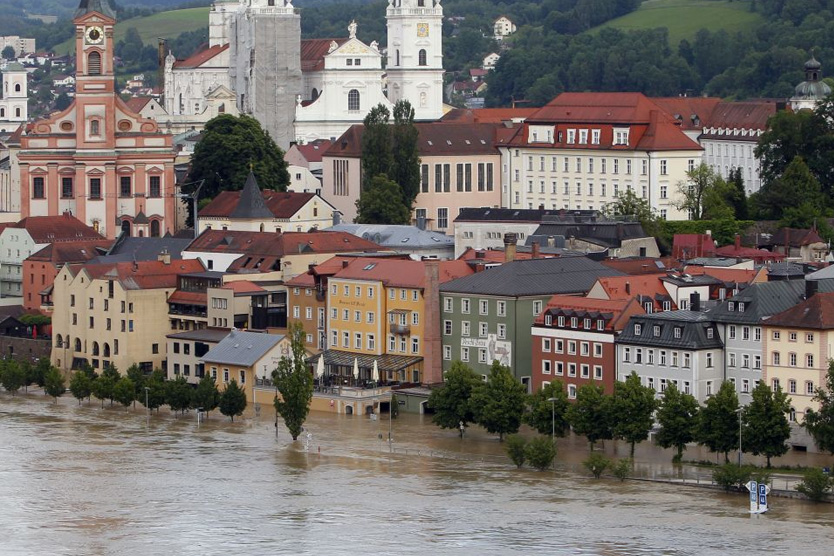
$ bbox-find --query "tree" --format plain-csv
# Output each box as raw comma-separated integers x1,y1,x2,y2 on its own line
567,384,613,450
524,381,570,437
525,436,557,471
354,174,411,225
505,435,527,468
1,360,25,395
361,104,393,184
754,156,827,220
1,46,15,60
126,364,146,409
54,92,72,111
187,114,289,201
583,453,611,478
143,370,166,412
390,100,421,208
91,370,116,408
427,360,481,437
19,361,34,393
165,375,192,416
100,364,121,406
219,379,247,422
696,381,739,462
804,362,834,454
742,381,791,467
655,383,699,462
673,163,725,220
471,361,527,441
192,373,221,416
44,368,66,402
611,372,659,458
32,358,50,389
602,188,660,238
69,371,92,405
727,168,749,220
272,323,314,440
113,377,136,409
795,468,833,502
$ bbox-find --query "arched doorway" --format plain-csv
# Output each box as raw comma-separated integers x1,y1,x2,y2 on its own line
150,220,160,237
121,220,131,236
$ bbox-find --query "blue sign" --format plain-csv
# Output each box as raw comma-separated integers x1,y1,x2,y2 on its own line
759,484,767,495
749,481,758,502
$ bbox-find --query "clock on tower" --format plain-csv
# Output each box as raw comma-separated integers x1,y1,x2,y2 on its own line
85,26,104,45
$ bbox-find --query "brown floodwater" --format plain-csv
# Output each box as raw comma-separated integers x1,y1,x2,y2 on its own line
1,393,833,555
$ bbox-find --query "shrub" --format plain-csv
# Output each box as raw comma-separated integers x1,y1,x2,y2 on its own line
611,459,631,481
525,436,557,471
795,468,833,502
712,463,753,492
583,453,610,479
505,435,527,468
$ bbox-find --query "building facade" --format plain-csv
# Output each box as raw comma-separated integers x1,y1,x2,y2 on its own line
0,62,28,133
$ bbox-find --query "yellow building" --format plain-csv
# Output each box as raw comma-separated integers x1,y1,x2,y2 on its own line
762,291,834,423
51,256,205,373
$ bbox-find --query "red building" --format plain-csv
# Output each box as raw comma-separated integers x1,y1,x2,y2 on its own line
18,0,177,239
531,296,643,396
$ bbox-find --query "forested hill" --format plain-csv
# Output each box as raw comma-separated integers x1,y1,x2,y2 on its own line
486,0,834,106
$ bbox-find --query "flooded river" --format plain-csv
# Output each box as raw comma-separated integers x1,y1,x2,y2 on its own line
1,394,833,555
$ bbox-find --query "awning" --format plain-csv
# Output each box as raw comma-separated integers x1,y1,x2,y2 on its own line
306,350,422,373
39,285,54,296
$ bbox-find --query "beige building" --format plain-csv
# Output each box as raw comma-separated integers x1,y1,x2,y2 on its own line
51,256,205,373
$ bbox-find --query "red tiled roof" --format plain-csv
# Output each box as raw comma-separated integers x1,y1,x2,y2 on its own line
458,248,542,263
600,257,679,275
330,257,472,288
285,272,316,287
188,230,381,261
26,239,113,264
703,101,777,132
652,97,722,130
682,266,760,285
173,43,229,69
12,214,105,243
220,280,266,294
295,139,332,163
673,233,716,260
771,227,825,247
124,97,152,113
301,38,347,72
441,107,537,124
766,293,834,329
714,244,786,262
535,295,641,331
168,291,207,305
72,259,205,290
591,274,676,309
199,190,318,219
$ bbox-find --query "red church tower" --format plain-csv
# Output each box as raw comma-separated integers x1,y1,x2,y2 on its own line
18,0,178,239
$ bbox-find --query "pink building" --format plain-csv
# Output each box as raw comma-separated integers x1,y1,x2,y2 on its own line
18,0,177,239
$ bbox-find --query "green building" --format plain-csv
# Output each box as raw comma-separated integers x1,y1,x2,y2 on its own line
439,256,622,390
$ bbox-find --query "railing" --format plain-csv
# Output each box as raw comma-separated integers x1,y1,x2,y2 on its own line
389,323,410,335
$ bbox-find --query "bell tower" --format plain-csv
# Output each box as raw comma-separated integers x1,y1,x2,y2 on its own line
386,0,444,121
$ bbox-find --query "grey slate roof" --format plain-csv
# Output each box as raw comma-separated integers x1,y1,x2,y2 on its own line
75,0,116,19
710,280,806,324
807,265,834,280
528,221,648,249
327,224,454,249
440,256,624,297
687,257,749,267
166,329,231,342
91,237,193,264
617,310,723,350
201,330,285,367
455,207,574,223
230,172,274,219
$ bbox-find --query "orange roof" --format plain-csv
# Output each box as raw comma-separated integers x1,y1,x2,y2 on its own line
12,214,105,243
652,97,722,130
71,259,205,290
220,280,266,294
173,43,229,69
440,107,538,124
168,291,207,305
301,38,347,72
458,248,540,263
331,257,473,289
285,272,315,288
682,266,761,285
124,97,152,113
592,274,675,307
766,293,834,330
295,139,332,163
535,295,641,331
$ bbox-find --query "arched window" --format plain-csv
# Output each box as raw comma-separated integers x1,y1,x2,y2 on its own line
15,108,21,118
121,220,131,236
311,88,319,101
396,50,400,66
92,342,100,356
103,343,110,357
74,338,82,352
259,223,265,232
88,51,101,75
150,220,160,237
418,49,427,66
14,83,21,93
90,120,100,136
138,229,144,237
55,334,63,348
347,89,360,111
0,108,4,117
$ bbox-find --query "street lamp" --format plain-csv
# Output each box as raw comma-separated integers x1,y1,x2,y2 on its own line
144,386,150,420
547,397,558,443
735,407,743,466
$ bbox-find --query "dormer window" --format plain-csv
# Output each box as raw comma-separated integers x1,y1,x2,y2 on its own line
545,314,552,326
570,317,578,328
674,327,682,339
728,302,735,311
738,302,745,312
567,129,576,144
707,328,714,339
634,324,642,336
591,129,600,145
596,319,604,331
557,316,565,327
583,318,591,329
579,129,588,144
653,325,661,337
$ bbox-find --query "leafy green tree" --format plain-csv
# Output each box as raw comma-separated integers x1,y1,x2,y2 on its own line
602,188,660,239
612,372,659,458
696,381,739,463
804,363,834,454
1,360,24,395
44,367,66,402
583,453,611,478
354,174,411,225
113,377,136,409
656,383,699,462
165,375,192,416
143,370,166,412
727,168,749,220
795,468,833,502
126,364,146,409
219,379,247,422
69,371,92,405
192,373,221,416
754,156,827,220
91,371,116,408
19,361,34,393
525,436,557,471
361,104,393,183
427,360,481,437
471,361,527,441
568,384,613,450
272,323,314,440
673,163,726,220
1,46,15,60
390,100,421,208
524,381,570,437
742,381,791,467
712,463,753,492
32,358,50,388
505,435,527,468
54,93,72,111
611,459,631,481
100,364,121,406
188,114,289,201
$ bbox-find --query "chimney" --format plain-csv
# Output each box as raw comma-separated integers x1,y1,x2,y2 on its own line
734,234,741,250
690,292,700,312
547,236,555,248
475,250,485,259
157,249,171,265
531,241,540,259
806,278,818,299
422,262,442,384
503,232,518,263
625,281,631,295
342,260,349,268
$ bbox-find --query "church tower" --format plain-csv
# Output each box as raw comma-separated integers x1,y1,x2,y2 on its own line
386,0,444,120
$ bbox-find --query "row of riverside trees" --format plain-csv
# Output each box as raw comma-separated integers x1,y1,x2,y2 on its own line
430,360,798,467
0,358,65,400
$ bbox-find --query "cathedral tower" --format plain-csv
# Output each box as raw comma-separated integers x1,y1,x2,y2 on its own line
386,0,444,120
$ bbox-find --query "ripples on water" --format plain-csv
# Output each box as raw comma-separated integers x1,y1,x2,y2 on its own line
1,396,833,556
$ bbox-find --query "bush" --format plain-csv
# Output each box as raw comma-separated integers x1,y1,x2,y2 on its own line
583,453,610,479
505,435,527,468
712,463,753,492
795,468,833,502
525,436,557,471
611,459,631,481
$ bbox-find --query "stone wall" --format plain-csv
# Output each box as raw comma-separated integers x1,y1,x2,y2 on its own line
0,336,51,364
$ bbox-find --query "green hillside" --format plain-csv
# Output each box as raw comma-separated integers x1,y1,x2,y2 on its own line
592,0,764,45
53,7,209,55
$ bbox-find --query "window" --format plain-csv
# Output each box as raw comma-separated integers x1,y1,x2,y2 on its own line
568,341,576,355
33,177,45,199
533,301,543,316
418,49,427,66
355,333,362,349
479,322,488,337
806,333,814,343
479,300,488,315
789,332,797,342
594,343,602,357
444,298,453,312
461,347,469,362
742,327,749,341
88,51,101,75
705,353,712,368
772,351,780,365
659,351,667,366
542,338,551,352
568,363,577,377
581,342,589,356
542,360,551,375
594,366,602,380
706,381,713,397
806,381,815,395
673,327,681,339
443,345,451,360
772,378,780,391
149,175,161,197
498,323,506,338
461,299,470,314
478,348,487,363
707,328,714,339
497,301,506,317
772,331,780,340
729,353,736,367
729,325,736,340
347,89,360,111
634,324,642,336
581,364,590,378
461,321,470,337
790,352,797,367
660,160,667,175
742,379,750,394
61,177,73,198
437,208,448,229
555,340,563,353
806,354,814,368
623,347,631,362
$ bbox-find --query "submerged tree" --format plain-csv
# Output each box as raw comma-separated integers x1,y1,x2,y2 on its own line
219,379,247,422
655,383,699,462
273,323,314,440
611,372,659,458
427,360,481,437
471,361,527,441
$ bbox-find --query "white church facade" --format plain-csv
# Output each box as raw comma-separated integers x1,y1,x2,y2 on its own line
0,62,28,134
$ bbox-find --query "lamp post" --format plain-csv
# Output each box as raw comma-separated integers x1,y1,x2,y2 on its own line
547,397,558,443
735,407,743,466
388,396,393,451
144,386,150,421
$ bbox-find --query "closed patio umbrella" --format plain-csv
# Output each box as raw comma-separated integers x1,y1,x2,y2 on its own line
316,355,325,379
372,359,379,382
353,358,359,381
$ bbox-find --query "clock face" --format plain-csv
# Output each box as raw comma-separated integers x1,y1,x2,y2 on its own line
86,26,104,45
416,23,429,38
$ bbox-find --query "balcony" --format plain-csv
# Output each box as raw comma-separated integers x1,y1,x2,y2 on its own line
389,323,410,335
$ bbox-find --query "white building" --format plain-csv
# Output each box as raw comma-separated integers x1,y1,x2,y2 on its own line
0,36,36,57
483,52,500,71
0,63,28,133
790,55,831,112
493,16,516,40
